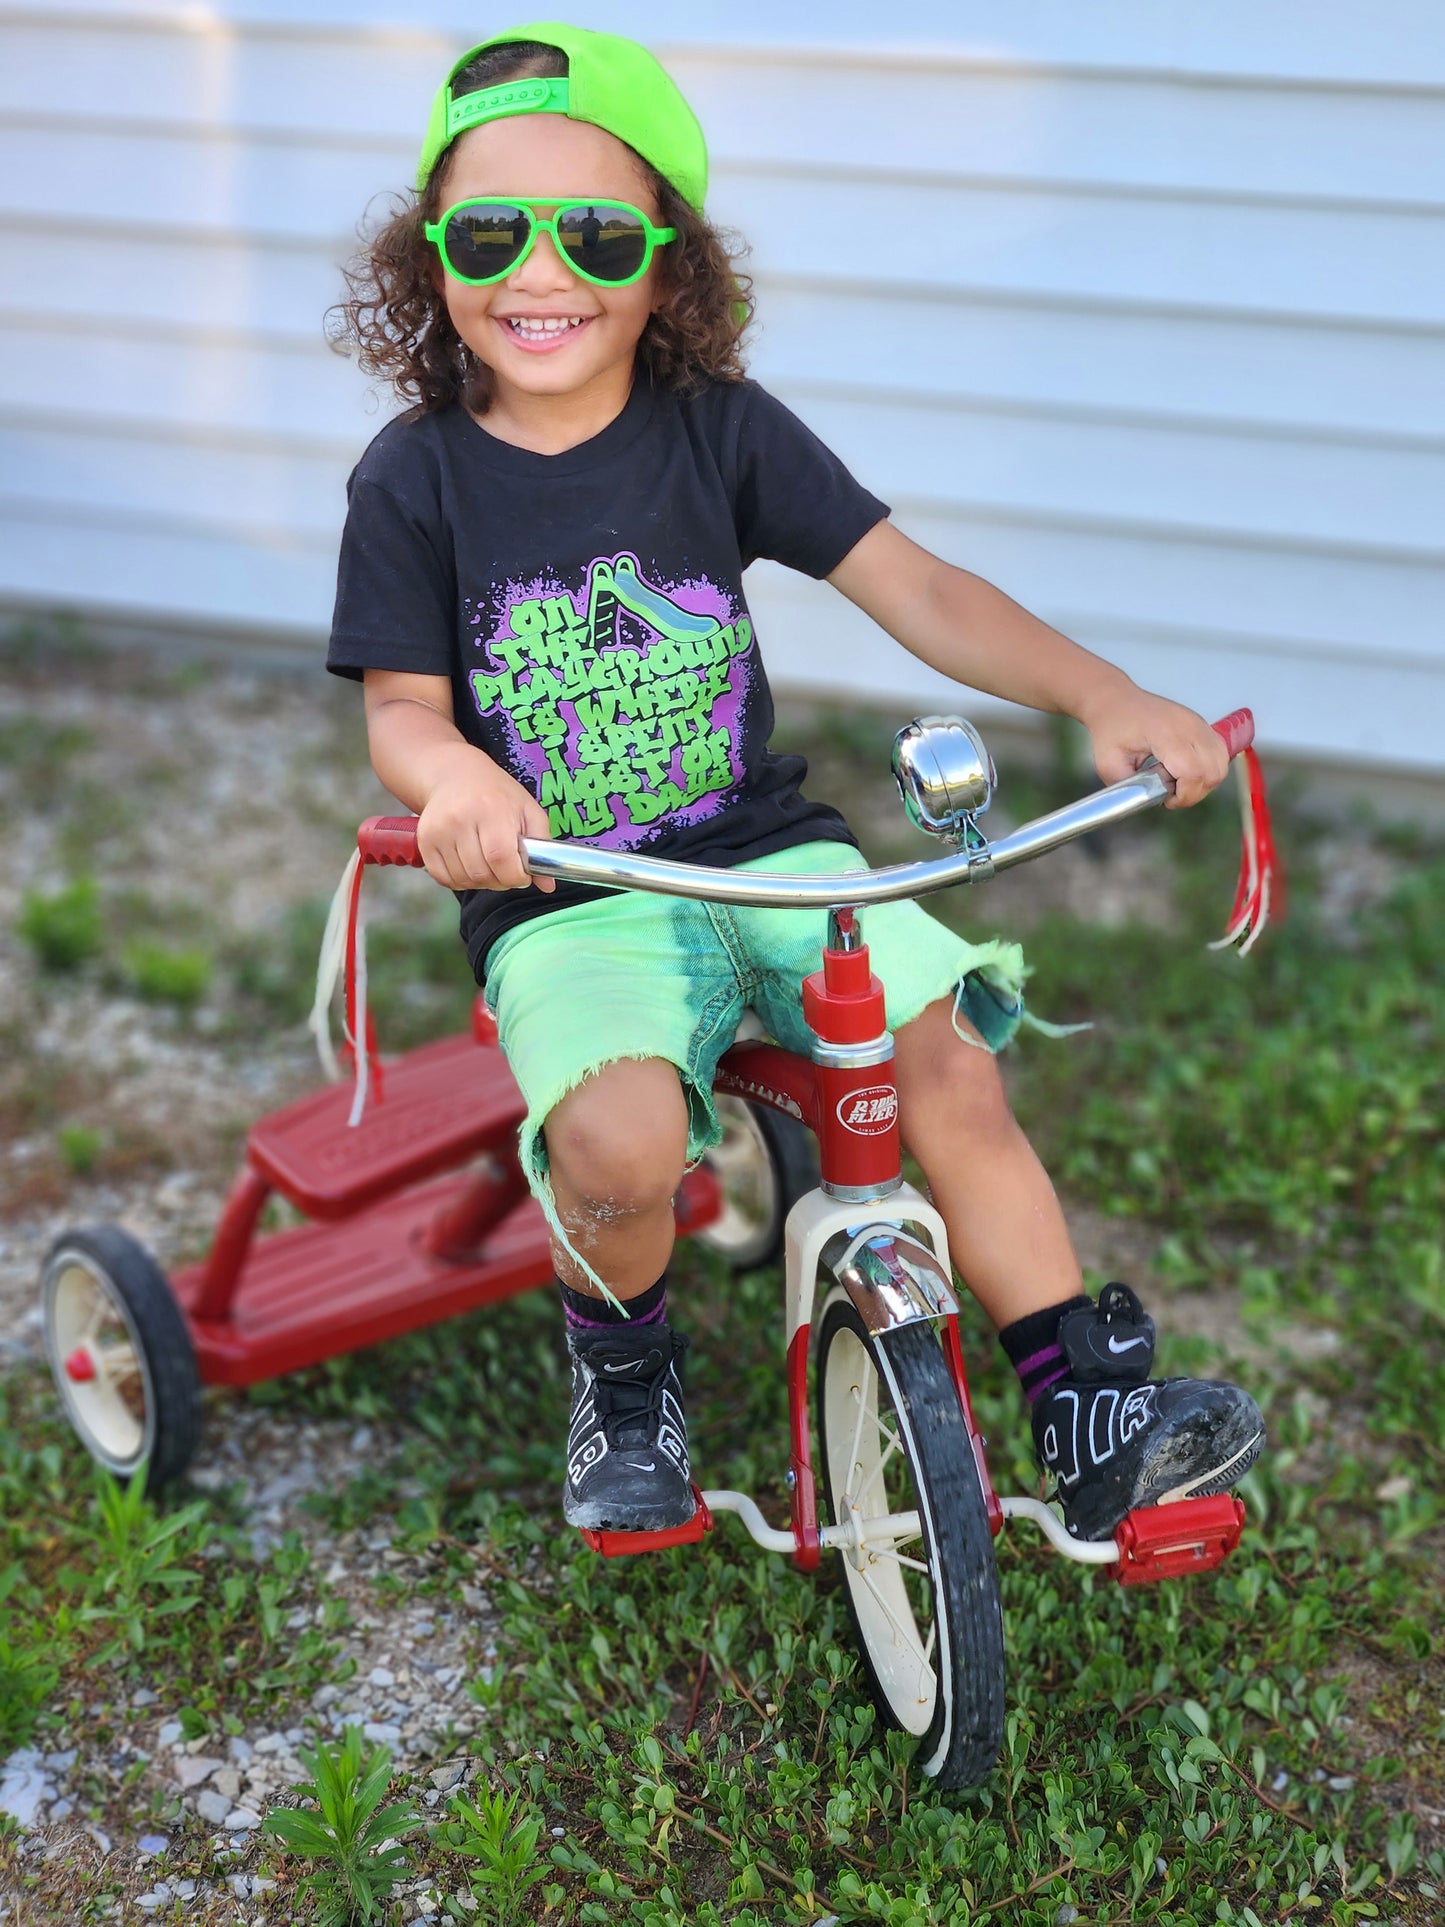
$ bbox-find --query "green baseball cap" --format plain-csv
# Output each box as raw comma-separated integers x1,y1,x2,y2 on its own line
416,21,708,210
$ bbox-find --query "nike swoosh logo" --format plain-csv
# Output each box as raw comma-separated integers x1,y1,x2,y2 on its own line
602,1362,643,1374
625,1460,656,1472
1107,1334,1149,1354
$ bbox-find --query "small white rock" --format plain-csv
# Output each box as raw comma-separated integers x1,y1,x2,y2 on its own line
363,1723,401,1745
157,1723,184,1749
370,1666,396,1688
225,1806,262,1831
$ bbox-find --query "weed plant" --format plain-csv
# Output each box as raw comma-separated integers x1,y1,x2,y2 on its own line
262,1724,423,1925
16,875,104,970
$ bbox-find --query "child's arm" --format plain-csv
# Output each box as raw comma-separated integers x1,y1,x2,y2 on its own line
828,521,1228,808
363,669,554,892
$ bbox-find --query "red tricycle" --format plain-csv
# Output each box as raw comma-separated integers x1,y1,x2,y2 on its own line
39,708,1276,1789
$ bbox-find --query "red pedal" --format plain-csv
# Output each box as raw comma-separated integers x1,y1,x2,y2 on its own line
1112,1493,1245,1586
578,1487,714,1557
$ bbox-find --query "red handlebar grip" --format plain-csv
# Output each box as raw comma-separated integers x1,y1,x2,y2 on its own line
357,815,423,867
1211,709,1255,758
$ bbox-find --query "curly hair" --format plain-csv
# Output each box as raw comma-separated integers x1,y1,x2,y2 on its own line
328,41,752,416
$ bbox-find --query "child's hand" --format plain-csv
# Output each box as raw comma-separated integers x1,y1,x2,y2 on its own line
416,748,556,893
1081,689,1230,809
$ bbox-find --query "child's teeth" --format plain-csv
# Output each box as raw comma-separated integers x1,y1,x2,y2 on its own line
511,317,583,335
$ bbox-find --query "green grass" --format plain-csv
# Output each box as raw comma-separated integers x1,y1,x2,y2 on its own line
1,771,1442,1922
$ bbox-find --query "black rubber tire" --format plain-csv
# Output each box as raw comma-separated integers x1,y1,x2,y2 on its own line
40,1224,202,1495
697,1097,819,1272
816,1295,1006,1790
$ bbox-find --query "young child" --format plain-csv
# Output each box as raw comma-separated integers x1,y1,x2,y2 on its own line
327,24,1264,1543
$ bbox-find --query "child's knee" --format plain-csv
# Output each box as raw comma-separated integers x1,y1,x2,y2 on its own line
544,1060,689,1217
896,999,1016,1141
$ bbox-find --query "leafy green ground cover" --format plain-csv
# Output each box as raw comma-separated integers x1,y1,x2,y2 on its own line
2,693,1442,1923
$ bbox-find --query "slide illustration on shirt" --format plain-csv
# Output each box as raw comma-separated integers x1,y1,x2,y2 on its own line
465,552,757,846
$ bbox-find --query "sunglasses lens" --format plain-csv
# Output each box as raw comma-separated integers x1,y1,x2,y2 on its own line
555,203,651,282
442,204,531,282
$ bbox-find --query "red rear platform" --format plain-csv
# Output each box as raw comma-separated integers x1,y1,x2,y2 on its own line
171,1163,723,1386
247,1035,525,1219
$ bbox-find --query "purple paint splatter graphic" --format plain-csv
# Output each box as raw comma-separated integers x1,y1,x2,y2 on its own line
463,553,756,849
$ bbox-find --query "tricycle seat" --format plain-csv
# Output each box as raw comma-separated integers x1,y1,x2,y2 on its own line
246,1032,525,1220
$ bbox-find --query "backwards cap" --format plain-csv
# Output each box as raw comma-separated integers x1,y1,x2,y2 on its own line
416,20,708,210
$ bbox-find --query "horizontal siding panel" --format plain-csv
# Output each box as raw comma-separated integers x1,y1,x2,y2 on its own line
752,565,1445,773
722,174,1445,328
0,225,341,341
16,3,1445,90
0,504,335,632
750,287,1445,442
779,390,1444,555
0,426,348,541
6,334,1438,556
9,22,1445,204
0,326,374,450
7,125,1442,326
875,510,1443,666
10,239,1444,443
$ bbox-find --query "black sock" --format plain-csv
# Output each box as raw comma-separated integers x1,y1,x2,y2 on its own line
559,1274,667,1332
998,1295,1092,1406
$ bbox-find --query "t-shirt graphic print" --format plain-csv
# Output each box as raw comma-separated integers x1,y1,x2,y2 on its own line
466,552,754,847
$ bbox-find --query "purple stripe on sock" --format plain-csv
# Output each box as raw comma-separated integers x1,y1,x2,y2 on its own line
1015,1343,1064,1379
562,1297,668,1330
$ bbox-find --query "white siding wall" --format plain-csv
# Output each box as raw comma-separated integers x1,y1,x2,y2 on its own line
2,2,1442,771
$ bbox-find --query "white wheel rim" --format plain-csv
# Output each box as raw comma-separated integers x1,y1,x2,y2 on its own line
43,1249,154,1473
697,1097,778,1260
823,1321,940,1736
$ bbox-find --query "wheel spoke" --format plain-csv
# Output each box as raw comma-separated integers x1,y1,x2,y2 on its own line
858,1431,900,1514
866,1545,930,1575
854,1566,936,1686
846,1359,874,1491
96,1343,140,1384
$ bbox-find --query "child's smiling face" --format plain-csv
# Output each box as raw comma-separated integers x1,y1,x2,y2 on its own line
434,112,663,417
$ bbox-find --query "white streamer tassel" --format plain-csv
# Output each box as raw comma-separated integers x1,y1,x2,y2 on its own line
307,844,375,1127
307,847,360,1083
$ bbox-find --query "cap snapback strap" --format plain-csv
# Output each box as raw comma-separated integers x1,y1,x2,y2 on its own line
446,74,571,142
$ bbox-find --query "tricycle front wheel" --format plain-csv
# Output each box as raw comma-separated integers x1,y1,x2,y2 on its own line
816,1291,1006,1790
40,1224,201,1495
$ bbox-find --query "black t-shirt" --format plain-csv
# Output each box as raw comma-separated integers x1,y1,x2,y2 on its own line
327,376,889,976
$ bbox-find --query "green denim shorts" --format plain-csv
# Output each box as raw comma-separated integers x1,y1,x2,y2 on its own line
483,840,1032,1292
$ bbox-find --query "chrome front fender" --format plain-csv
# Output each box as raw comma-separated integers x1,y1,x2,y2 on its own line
823,1228,959,1333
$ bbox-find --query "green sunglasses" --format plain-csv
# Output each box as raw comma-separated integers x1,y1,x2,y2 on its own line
425,197,677,289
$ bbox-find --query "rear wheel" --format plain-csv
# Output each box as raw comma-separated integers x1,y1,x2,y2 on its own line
696,1096,818,1272
40,1225,201,1494
816,1292,1006,1789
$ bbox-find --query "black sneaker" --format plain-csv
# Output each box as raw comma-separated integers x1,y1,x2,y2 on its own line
1032,1283,1265,1542
563,1322,694,1532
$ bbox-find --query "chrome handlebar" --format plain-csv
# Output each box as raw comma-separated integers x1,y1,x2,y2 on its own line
513,764,1172,908
357,709,1252,908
